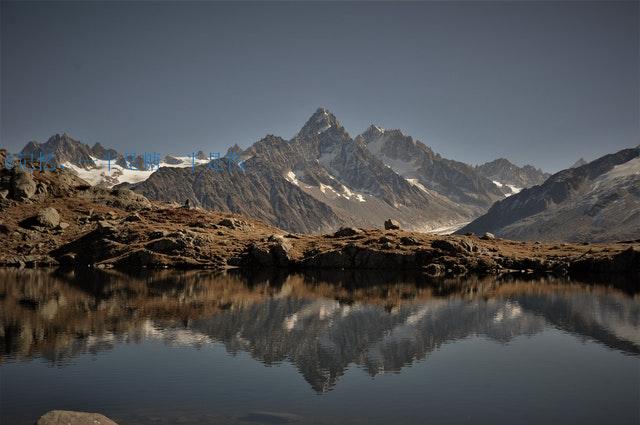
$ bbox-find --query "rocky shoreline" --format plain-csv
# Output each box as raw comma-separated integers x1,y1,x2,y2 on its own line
1,162,639,279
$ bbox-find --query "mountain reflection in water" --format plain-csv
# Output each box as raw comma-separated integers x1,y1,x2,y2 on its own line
1,269,638,394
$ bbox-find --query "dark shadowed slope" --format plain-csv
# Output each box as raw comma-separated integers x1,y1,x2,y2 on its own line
458,147,640,242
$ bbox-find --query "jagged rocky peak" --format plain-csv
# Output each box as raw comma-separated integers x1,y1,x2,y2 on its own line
240,134,294,167
249,134,288,153
358,126,417,150
90,142,120,161
360,125,409,141
297,107,343,138
20,141,40,154
46,132,79,148
476,157,549,189
486,158,511,167
225,144,243,156
20,132,97,167
360,126,428,163
359,124,386,141
91,142,107,156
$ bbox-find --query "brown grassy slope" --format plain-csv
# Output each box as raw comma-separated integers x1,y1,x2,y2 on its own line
0,166,638,276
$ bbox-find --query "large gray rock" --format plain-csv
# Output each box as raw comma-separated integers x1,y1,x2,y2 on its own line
146,237,186,254
36,410,118,425
245,239,292,267
109,188,151,210
11,169,37,200
36,207,61,228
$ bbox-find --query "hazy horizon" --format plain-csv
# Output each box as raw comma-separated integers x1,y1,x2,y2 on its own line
2,1,638,172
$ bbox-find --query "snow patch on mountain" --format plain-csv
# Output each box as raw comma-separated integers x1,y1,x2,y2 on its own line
340,184,366,202
285,170,300,186
506,184,522,195
64,155,209,187
406,178,430,193
315,181,366,203
491,180,521,197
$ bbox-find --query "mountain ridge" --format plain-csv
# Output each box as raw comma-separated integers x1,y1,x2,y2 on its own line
10,108,551,234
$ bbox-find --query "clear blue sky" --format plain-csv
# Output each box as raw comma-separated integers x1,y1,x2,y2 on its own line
1,1,638,172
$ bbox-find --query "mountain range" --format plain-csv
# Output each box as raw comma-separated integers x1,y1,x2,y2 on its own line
13,108,638,242
13,108,549,234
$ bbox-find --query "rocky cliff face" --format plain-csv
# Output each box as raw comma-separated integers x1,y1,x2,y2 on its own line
357,125,505,214
459,147,640,242
126,154,343,233
20,133,100,167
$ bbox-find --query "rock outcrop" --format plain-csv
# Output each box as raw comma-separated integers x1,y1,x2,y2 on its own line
36,207,60,228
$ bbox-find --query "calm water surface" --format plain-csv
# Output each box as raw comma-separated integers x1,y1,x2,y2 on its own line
0,269,638,424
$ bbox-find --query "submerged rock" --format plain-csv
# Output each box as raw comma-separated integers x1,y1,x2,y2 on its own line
36,410,118,425
146,237,186,254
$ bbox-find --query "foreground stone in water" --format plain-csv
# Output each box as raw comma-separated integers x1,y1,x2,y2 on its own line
36,410,118,425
